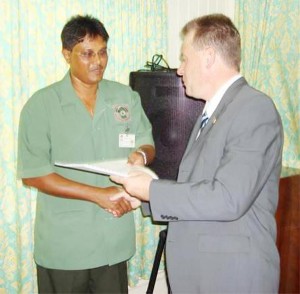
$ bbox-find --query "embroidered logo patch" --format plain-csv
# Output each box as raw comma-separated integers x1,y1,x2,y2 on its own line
113,105,130,122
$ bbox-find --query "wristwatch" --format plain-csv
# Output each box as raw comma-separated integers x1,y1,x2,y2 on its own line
136,148,147,165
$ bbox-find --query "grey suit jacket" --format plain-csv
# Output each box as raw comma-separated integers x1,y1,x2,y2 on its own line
144,77,283,293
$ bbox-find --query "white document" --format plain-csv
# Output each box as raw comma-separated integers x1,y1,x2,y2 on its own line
55,158,158,179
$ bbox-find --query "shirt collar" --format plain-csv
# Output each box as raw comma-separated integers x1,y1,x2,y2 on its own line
59,71,109,106
203,74,242,117
59,71,79,106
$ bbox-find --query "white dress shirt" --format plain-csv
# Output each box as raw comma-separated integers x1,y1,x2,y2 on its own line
203,74,242,118
196,74,242,139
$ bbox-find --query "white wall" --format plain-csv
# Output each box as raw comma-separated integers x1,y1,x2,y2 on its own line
167,0,235,68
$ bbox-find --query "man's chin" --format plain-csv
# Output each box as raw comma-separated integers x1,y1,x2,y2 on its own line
89,74,104,84
184,88,192,97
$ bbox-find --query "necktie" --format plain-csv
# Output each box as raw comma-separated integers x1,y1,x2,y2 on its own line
200,112,209,129
196,112,209,140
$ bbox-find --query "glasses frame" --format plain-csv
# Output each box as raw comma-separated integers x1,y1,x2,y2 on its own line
73,48,110,62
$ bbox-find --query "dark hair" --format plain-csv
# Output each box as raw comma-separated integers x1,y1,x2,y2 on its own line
61,15,109,50
182,14,241,71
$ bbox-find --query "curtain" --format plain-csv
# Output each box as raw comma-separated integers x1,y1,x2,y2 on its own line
235,0,300,169
0,1,167,293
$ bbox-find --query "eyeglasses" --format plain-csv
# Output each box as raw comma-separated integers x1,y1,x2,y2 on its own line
75,48,109,61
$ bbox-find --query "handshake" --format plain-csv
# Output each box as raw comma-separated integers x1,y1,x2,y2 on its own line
105,169,155,217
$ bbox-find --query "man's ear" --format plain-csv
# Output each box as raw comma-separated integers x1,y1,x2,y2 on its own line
205,47,216,68
62,49,71,64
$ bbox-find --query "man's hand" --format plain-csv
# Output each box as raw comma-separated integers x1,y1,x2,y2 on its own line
110,170,152,201
110,190,141,209
127,150,145,166
127,144,155,166
21,173,133,217
95,186,133,217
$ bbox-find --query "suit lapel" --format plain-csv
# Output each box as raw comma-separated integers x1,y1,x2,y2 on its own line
181,77,247,160
183,113,204,153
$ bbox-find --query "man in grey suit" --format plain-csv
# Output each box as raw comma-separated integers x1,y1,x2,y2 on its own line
111,14,283,293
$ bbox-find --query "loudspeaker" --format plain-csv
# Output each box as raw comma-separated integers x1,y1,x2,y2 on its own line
130,71,204,180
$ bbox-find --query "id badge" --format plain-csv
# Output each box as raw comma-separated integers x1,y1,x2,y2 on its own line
119,133,135,148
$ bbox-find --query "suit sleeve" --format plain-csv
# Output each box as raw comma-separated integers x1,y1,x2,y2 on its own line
149,95,283,222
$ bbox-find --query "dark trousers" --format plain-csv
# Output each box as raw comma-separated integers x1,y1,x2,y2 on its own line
36,262,128,294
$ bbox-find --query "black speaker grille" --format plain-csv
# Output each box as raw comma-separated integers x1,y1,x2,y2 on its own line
130,71,204,180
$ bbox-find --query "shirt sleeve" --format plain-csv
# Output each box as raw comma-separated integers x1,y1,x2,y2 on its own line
17,94,54,179
131,90,155,148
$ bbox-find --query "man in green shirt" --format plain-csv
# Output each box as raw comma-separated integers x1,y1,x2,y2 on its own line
17,15,155,293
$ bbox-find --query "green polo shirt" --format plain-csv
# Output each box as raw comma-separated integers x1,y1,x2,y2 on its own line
17,72,154,270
